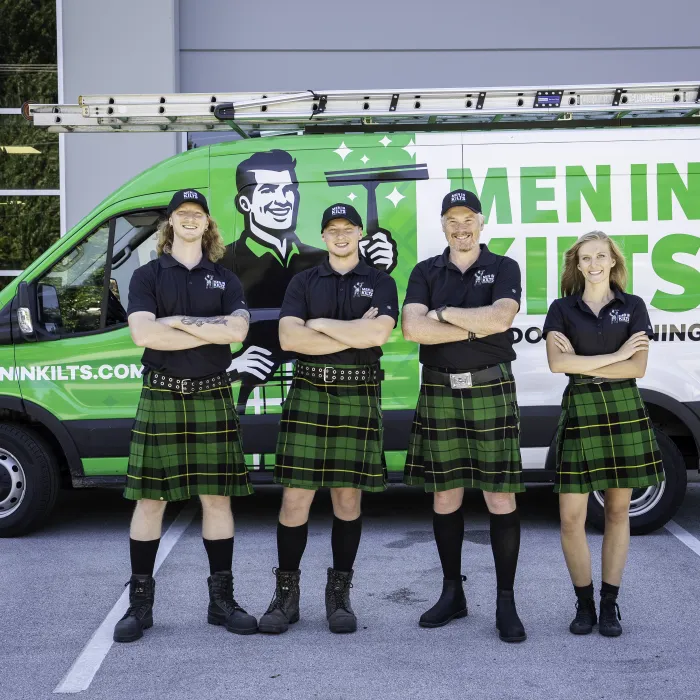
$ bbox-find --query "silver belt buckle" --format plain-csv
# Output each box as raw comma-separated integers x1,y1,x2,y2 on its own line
450,372,473,389
180,378,193,394
323,367,336,383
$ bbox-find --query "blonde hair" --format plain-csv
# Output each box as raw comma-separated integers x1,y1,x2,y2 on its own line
561,230,628,297
156,215,226,262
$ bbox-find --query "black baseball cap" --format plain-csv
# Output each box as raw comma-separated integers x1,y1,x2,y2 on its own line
167,189,210,217
441,189,482,216
321,203,363,231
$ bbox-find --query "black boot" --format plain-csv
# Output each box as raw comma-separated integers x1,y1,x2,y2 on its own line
207,570,258,635
570,596,597,635
113,575,155,643
419,576,468,628
599,593,622,637
325,568,357,634
258,568,301,634
495,589,527,643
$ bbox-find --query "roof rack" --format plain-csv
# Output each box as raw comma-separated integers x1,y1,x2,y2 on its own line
25,82,700,136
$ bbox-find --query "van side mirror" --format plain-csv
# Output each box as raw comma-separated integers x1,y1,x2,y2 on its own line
17,281,37,342
37,282,63,333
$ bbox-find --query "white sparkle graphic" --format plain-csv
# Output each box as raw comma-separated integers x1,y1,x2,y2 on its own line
347,192,357,201
360,155,369,164
386,187,405,208
379,136,392,147
403,138,417,158
334,142,352,161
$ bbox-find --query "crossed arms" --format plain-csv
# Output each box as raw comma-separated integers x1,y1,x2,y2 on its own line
129,311,249,350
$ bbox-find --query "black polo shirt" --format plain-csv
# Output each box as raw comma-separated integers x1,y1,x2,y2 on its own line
403,244,521,371
543,288,653,356
279,258,399,365
127,254,247,378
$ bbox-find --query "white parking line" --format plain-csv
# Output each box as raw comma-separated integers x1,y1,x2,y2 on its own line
53,501,198,694
664,519,700,558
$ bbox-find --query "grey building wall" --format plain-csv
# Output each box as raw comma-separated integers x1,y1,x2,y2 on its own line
61,0,700,231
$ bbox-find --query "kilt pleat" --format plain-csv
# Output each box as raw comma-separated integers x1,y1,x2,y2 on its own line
404,364,524,493
555,379,664,493
125,383,253,501
274,363,387,492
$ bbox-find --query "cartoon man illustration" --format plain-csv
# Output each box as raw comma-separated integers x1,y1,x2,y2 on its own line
222,149,396,413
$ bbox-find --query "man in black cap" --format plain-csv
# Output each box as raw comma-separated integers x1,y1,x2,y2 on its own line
113,189,258,643
402,189,527,642
257,202,398,635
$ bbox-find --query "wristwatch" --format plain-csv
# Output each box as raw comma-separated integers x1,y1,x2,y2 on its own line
436,305,448,323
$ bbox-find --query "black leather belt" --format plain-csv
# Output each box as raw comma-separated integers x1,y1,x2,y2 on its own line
423,364,504,389
147,370,231,394
570,375,632,386
295,362,381,385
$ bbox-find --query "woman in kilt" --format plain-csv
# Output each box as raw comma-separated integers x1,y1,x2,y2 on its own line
113,189,257,643
257,203,398,635
543,231,663,637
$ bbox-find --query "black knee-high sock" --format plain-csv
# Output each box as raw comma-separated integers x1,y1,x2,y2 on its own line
490,510,520,591
130,538,160,577
433,510,464,581
203,537,234,575
331,515,363,572
277,522,308,571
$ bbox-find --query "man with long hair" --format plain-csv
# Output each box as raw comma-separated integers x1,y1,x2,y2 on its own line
113,189,258,643
543,231,663,637
401,189,527,643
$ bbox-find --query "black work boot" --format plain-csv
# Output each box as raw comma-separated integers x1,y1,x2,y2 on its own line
599,593,622,637
258,568,301,634
419,576,468,628
570,596,597,635
113,575,155,643
495,589,527,643
207,570,258,635
325,568,357,634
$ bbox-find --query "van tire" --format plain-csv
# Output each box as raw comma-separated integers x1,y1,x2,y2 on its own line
586,428,687,536
0,423,60,537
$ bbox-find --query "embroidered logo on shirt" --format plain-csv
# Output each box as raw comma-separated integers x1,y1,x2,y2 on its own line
474,270,495,285
609,309,630,324
353,282,374,298
205,274,226,291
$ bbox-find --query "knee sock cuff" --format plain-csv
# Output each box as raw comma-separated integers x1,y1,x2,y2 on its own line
489,509,520,530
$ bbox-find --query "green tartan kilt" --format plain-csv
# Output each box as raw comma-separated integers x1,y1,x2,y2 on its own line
125,381,253,501
555,378,664,493
274,363,387,492
404,364,524,493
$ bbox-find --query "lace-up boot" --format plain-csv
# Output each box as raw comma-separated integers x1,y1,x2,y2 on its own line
599,593,622,637
113,575,155,643
258,568,301,634
570,596,597,635
325,568,356,634
207,570,258,635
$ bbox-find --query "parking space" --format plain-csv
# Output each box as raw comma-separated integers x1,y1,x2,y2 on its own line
2,479,700,700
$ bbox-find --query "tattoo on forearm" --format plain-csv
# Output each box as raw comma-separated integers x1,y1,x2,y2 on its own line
181,316,228,327
232,309,251,321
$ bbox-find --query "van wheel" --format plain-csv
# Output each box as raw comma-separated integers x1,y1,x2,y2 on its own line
587,428,687,536
0,423,60,537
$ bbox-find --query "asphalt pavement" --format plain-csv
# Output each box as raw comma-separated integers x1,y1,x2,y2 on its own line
2,477,700,700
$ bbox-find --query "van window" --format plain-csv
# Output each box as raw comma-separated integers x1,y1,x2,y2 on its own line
35,210,162,337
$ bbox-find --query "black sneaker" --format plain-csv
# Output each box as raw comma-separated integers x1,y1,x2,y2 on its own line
207,570,258,635
599,593,622,637
570,597,597,635
258,568,301,634
113,575,155,643
419,576,468,628
325,568,357,634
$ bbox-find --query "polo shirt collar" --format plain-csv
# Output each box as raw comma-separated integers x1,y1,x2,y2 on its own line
159,252,215,270
573,286,626,313
319,257,371,277
433,243,496,269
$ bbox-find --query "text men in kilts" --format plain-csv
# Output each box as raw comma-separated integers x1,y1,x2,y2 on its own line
402,189,527,642
543,231,663,638
257,203,398,635
113,189,258,643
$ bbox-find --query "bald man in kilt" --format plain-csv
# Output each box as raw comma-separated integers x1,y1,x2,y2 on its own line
402,189,527,642
257,203,398,635
113,190,257,643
